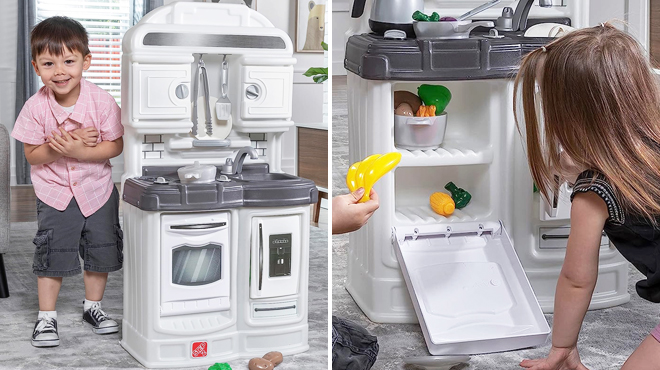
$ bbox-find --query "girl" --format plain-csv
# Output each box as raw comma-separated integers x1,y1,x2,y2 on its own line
514,23,660,370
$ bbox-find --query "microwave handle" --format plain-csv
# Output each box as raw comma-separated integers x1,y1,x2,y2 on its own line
258,223,263,291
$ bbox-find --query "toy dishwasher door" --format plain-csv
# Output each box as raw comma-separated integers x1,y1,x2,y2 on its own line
393,221,550,355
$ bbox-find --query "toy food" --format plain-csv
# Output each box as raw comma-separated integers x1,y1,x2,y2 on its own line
394,91,422,113
262,351,283,366
355,154,382,191
415,105,436,117
395,102,414,116
346,161,362,192
208,363,232,370
412,10,440,22
248,358,274,370
417,84,452,114
346,152,402,202
430,192,455,216
440,16,458,21
445,182,472,209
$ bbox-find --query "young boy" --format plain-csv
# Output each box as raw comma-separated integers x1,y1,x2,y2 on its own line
11,16,124,347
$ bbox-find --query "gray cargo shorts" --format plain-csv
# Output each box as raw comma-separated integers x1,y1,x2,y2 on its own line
32,186,123,277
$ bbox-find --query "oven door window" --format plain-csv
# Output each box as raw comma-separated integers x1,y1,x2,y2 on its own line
172,243,223,286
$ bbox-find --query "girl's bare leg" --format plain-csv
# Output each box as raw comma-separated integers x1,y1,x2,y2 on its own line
621,335,660,370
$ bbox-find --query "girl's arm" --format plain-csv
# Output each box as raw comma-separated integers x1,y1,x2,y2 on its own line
552,190,607,348
521,191,607,370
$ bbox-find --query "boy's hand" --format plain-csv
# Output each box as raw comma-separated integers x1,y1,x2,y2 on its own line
71,127,99,147
48,128,88,159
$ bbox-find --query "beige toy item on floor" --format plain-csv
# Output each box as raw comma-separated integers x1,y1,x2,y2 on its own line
248,351,283,370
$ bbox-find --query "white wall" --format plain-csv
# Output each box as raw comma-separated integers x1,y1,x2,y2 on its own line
332,0,634,76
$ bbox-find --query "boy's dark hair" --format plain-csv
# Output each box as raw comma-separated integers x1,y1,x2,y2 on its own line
31,16,90,61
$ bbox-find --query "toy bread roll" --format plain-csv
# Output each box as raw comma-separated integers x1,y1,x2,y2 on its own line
394,91,422,113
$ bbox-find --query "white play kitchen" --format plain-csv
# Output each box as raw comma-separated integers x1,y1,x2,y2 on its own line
118,2,317,368
344,0,629,355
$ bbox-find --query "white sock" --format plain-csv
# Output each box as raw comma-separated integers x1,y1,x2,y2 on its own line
38,310,57,320
84,299,101,311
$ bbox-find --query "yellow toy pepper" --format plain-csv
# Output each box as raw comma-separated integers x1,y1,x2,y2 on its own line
346,152,402,203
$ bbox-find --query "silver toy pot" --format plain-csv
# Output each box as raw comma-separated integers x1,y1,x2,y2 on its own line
413,20,494,39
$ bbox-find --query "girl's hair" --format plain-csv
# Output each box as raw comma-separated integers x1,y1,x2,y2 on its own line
514,22,660,220
31,16,90,61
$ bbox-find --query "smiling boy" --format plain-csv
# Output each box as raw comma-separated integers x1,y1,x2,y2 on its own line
11,16,124,347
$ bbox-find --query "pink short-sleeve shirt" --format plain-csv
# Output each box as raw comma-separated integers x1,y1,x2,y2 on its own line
12,78,123,217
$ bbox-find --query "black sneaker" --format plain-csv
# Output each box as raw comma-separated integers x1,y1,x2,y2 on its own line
32,315,59,347
83,302,119,334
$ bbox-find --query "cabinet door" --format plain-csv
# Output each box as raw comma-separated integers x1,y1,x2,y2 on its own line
132,64,191,120
241,66,293,119
297,127,328,188
250,214,301,299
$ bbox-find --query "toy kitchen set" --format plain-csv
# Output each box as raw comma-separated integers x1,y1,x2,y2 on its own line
344,0,630,355
118,2,318,368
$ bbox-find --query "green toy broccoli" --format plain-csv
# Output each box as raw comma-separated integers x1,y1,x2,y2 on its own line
208,363,232,370
445,182,472,209
412,11,440,22
412,10,430,22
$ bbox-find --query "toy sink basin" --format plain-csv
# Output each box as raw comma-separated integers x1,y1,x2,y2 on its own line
413,20,494,39
226,172,299,182
123,163,318,211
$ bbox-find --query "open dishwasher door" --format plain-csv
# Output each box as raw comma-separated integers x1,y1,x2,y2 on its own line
393,221,550,355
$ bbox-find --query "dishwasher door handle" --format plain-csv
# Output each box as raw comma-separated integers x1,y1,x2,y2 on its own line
258,223,264,291
170,222,227,230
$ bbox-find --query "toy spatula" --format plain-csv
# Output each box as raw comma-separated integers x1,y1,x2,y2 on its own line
216,55,232,121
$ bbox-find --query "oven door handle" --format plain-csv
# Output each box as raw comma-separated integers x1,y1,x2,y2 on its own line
170,222,227,230
258,223,264,291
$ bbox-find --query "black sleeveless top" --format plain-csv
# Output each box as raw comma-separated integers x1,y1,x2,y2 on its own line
570,170,660,303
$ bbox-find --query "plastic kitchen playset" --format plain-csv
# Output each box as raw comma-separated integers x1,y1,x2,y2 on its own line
118,2,317,367
344,0,630,355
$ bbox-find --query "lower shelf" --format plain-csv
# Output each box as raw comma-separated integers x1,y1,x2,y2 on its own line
395,203,491,225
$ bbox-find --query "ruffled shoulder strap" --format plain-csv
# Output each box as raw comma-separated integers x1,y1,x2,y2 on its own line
570,170,625,224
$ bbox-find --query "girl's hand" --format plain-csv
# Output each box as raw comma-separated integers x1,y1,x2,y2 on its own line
71,127,99,147
48,128,88,159
332,188,379,234
520,345,589,370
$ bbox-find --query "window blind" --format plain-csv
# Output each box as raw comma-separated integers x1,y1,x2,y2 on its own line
35,0,131,105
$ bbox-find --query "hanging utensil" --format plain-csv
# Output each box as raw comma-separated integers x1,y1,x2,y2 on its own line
216,55,232,121
457,0,501,21
191,54,213,137
199,57,213,137
191,54,201,137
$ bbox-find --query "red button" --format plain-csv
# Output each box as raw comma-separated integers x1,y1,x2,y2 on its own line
70,166,75,170
72,182,77,186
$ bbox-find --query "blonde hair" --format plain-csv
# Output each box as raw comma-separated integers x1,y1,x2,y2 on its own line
514,22,660,220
